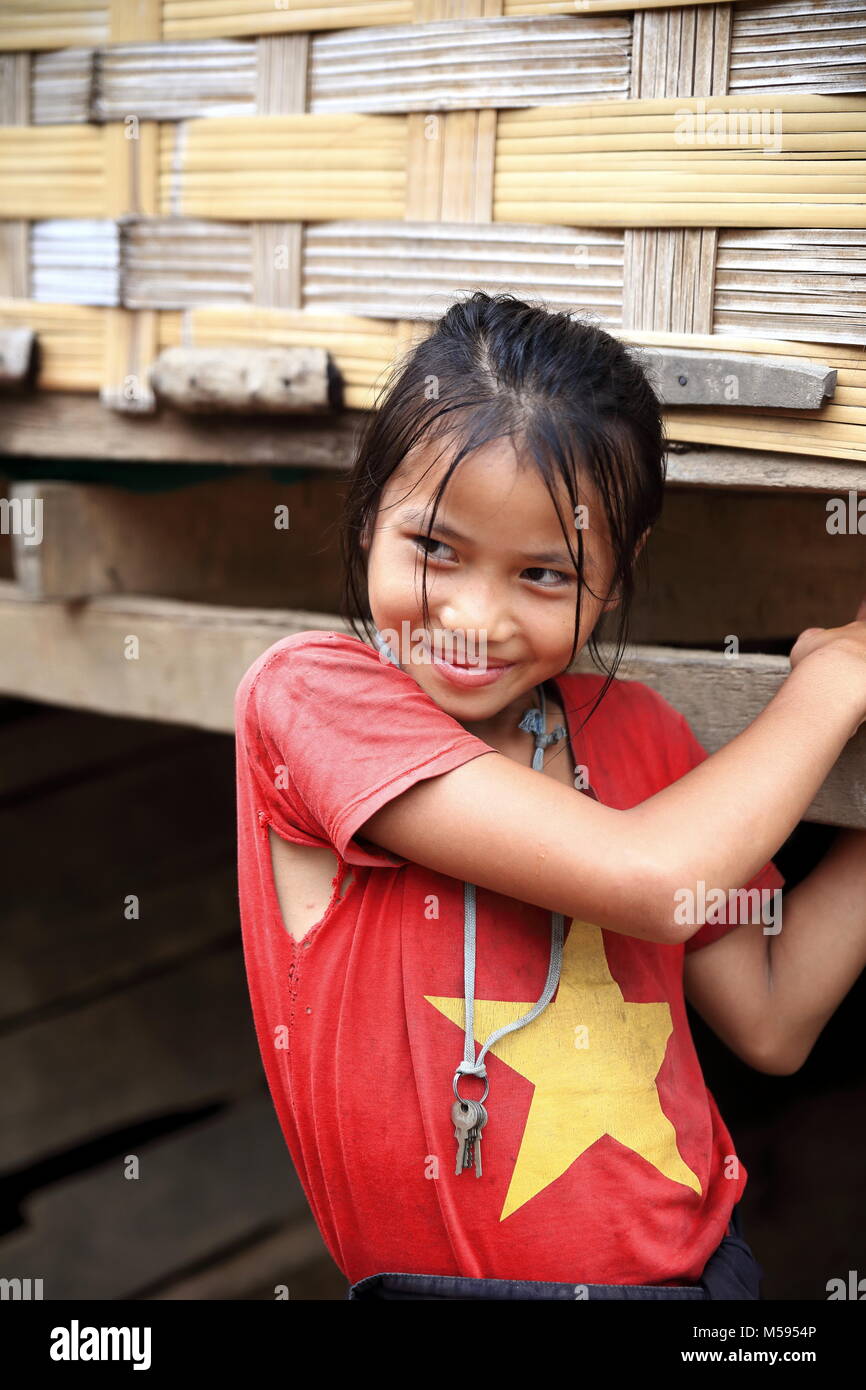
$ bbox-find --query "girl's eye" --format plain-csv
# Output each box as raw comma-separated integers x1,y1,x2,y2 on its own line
411,535,572,587
412,534,454,561
522,567,574,588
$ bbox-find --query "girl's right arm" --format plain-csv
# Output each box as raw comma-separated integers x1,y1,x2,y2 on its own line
359,623,866,947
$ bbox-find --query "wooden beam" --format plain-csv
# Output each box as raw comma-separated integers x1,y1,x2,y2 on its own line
2,393,865,491
7,473,345,608
0,1094,311,1298
664,446,866,493
630,487,866,646
0,393,364,467
0,581,335,732
0,583,862,826
575,643,866,831
7,475,861,634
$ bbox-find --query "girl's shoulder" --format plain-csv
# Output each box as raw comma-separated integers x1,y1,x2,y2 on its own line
234,628,370,713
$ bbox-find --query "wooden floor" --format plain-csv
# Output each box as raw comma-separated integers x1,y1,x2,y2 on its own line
0,695,347,1301
0,694,862,1301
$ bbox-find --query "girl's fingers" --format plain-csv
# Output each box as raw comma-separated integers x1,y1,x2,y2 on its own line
856,595,866,623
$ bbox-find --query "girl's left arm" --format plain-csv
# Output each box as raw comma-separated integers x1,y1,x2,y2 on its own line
683,827,866,1074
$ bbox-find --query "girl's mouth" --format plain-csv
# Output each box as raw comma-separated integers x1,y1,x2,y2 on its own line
430,653,516,688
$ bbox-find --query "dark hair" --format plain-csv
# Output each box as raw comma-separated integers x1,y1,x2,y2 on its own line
339,290,666,731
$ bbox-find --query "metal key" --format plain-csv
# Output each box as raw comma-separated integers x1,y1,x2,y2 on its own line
462,1098,487,1172
452,1098,478,1175
471,1101,488,1177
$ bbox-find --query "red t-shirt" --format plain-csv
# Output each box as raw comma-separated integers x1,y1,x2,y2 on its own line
234,629,785,1287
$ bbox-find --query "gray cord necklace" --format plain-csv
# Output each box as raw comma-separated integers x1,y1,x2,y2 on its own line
371,628,571,1179
451,683,568,1176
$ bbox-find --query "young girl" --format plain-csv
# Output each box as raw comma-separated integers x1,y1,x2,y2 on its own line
234,292,866,1302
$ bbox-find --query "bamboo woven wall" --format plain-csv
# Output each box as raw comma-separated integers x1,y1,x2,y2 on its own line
0,0,864,458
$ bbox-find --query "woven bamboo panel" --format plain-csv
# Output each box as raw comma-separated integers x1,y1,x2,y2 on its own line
158,0,749,41
148,305,866,457
623,7,730,333
0,126,105,217
0,298,105,387
730,0,866,95
309,15,631,112
505,0,724,12
0,5,111,51
105,216,625,318
0,124,159,218
0,0,159,51
31,219,121,305
0,51,30,299
630,4,731,98
96,40,258,120
138,96,866,228
161,1,413,42
123,219,252,308
303,221,623,322
31,48,93,123
19,11,864,124
1,2,864,466
714,228,866,343
495,95,866,229
158,114,407,219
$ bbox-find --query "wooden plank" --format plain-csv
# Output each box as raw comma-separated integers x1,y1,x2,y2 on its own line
635,345,836,407
1,392,864,486
148,344,330,414
1,729,238,1020
0,392,364,466
1,946,267,1170
151,1219,344,1300
664,445,866,491
0,700,183,797
8,472,346,607
628,486,866,645
0,580,335,732
576,643,866,830
0,1093,313,1300
0,583,862,826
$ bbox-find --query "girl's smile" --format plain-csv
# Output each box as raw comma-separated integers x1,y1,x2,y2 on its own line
430,651,515,688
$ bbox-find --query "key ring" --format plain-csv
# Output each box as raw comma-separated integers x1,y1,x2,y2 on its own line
453,1070,489,1105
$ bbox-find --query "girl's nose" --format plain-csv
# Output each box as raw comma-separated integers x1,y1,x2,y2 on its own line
437,594,515,647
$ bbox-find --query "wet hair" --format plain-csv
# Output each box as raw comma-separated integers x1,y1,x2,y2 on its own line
338,290,667,731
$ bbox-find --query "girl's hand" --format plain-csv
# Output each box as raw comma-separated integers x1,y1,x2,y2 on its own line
789,596,866,733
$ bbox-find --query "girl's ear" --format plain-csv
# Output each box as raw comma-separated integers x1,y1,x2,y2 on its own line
634,525,651,562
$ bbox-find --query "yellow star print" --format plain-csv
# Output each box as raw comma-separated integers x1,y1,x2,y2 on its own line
425,919,701,1220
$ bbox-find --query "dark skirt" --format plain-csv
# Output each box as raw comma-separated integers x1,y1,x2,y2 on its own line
346,1203,763,1301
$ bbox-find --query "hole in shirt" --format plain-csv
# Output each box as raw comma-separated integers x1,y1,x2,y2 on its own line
268,824,355,945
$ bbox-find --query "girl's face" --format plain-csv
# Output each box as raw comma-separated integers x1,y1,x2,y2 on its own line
361,435,624,739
